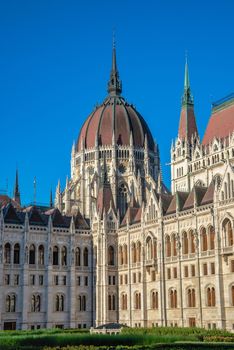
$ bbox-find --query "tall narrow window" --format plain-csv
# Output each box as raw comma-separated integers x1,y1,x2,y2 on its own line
201,228,208,251
75,247,81,266
182,232,188,254
38,245,44,265
209,226,215,250
29,245,35,264
53,246,59,266
61,246,67,266
83,248,88,267
165,236,171,257
13,243,20,264
108,246,115,266
118,184,128,219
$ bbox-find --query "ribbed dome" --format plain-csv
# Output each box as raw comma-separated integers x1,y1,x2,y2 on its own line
77,95,154,152
77,44,154,152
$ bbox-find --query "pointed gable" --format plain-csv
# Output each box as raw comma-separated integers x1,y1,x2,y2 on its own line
51,208,67,227
28,206,45,226
201,182,215,205
121,206,141,226
74,211,89,229
97,183,115,218
3,203,22,224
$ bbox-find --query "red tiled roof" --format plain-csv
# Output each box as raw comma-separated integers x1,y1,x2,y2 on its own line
203,101,234,145
97,183,115,217
178,105,198,141
76,96,154,152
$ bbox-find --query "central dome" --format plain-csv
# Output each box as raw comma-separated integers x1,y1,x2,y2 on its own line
77,95,154,152
76,45,154,152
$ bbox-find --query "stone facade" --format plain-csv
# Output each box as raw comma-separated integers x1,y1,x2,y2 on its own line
1,48,234,331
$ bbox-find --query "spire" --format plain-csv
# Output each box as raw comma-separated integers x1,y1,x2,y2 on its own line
107,35,122,96
13,169,21,205
102,155,109,185
178,55,198,142
50,188,53,208
182,55,193,106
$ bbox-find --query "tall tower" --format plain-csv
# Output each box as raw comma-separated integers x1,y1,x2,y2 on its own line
13,169,21,205
171,58,199,193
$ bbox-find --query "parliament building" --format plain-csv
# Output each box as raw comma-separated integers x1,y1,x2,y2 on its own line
1,46,234,331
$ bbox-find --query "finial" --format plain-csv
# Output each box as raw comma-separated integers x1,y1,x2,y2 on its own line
50,188,53,208
182,53,193,106
113,28,116,49
33,176,36,205
107,33,122,96
13,169,21,205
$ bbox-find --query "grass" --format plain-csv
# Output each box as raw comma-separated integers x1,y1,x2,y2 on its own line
0,327,234,350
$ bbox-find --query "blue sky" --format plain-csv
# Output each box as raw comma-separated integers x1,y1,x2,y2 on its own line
0,0,233,205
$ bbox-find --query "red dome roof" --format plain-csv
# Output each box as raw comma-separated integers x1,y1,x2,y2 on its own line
77,95,154,152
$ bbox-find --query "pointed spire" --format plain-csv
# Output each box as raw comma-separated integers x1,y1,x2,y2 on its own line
107,34,122,96
102,155,109,185
178,55,198,142
182,54,193,106
50,188,53,208
13,169,21,205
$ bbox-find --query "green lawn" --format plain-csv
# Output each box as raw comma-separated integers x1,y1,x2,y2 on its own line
0,327,234,350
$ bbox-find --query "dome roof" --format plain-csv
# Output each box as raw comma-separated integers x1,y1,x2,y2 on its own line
76,45,154,152
77,95,154,152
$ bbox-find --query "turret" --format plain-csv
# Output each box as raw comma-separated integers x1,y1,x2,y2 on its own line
13,169,21,205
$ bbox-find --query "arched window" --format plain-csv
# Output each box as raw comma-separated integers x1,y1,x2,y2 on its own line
75,247,81,266
207,287,216,307
61,246,67,266
135,292,141,309
151,291,158,309
59,295,64,311
35,295,41,312
108,246,115,266
55,295,60,311
169,289,177,308
165,235,171,257
223,219,233,247
108,295,116,310
78,295,86,311
187,288,196,307
209,226,215,250
132,243,136,263
153,239,157,259
53,246,59,266
38,245,44,265
4,243,11,264
189,230,196,253
13,243,20,264
123,244,128,264
171,234,177,256
6,294,16,312
29,244,35,264
119,245,123,265
146,237,153,260
201,228,208,251
55,295,64,311
182,232,188,254
118,183,128,219
231,285,234,306
121,293,128,310
83,247,89,267
136,242,141,263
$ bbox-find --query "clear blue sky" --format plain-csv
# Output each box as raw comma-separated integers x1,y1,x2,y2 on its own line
0,0,233,205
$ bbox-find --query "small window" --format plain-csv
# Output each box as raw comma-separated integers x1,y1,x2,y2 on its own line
211,262,215,274
167,268,171,280
203,263,208,276
184,266,188,278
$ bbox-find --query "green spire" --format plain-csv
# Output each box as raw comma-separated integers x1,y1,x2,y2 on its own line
182,54,193,106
